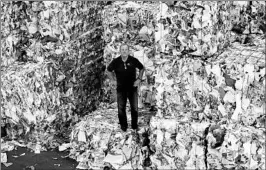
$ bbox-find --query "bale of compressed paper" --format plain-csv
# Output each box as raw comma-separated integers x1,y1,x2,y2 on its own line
1,62,106,149
1,1,106,115
155,33,265,118
148,116,210,169
153,1,234,57
1,62,73,146
1,1,104,63
202,35,265,169
52,1,106,115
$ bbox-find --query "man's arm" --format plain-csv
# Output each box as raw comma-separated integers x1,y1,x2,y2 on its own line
138,67,145,80
107,59,116,81
134,57,145,79
108,71,116,81
134,58,145,87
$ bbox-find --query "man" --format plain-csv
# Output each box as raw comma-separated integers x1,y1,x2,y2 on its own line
107,43,145,133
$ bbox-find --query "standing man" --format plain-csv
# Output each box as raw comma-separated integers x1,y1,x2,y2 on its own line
107,43,145,133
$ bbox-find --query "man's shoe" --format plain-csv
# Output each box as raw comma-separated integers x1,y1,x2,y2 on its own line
121,126,127,132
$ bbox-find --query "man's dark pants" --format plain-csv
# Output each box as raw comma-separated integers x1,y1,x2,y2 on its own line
117,87,138,131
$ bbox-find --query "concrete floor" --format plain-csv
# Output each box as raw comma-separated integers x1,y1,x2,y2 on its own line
1,147,78,170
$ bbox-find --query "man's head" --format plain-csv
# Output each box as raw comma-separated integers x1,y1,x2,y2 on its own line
120,43,129,57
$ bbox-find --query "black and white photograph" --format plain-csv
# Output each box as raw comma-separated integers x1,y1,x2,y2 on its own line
1,1,265,170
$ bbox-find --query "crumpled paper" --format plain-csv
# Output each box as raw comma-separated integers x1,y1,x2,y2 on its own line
68,106,153,169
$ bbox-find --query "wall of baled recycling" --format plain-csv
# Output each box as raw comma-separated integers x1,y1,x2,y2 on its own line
97,2,266,169
103,1,235,106
1,1,106,135
103,1,266,108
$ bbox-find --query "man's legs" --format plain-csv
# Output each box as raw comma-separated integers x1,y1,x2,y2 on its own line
128,87,138,130
117,90,128,131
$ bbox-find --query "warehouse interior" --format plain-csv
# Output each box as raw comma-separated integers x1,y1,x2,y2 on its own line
1,1,265,170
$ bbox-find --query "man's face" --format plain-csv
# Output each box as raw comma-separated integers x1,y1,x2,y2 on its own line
120,45,129,57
